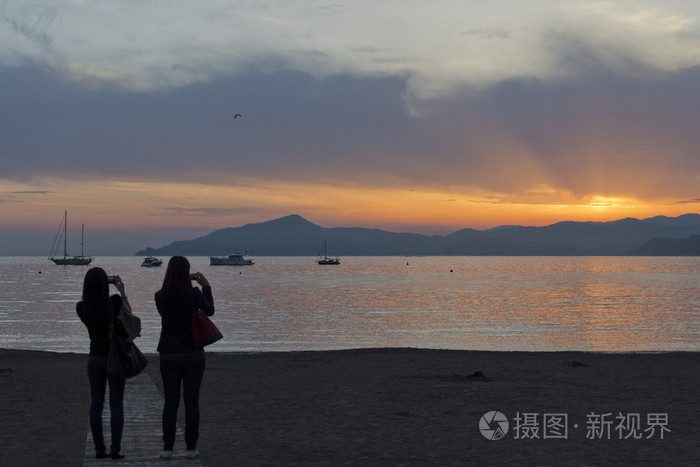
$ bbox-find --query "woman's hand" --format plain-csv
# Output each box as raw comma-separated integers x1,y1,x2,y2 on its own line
113,276,126,295
113,276,133,313
193,272,210,287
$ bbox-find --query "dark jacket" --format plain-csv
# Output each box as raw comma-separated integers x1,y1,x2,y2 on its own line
155,285,215,358
76,295,123,355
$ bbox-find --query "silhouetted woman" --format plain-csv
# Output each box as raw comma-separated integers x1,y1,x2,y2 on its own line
155,256,214,459
76,267,128,460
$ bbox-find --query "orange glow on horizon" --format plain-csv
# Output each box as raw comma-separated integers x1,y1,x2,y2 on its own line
1,177,698,235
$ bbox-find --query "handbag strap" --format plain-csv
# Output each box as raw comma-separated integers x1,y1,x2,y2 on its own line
107,296,115,339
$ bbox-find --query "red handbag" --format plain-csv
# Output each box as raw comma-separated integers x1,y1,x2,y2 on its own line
191,308,223,348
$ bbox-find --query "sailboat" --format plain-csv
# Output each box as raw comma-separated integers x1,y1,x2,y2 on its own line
48,211,92,265
316,239,340,265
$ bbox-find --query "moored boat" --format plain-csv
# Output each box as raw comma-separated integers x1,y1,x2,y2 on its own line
48,211,92,266
210,253,254,266
316,240,340,265
141,256,163,267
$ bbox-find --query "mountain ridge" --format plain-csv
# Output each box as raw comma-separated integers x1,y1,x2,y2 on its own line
625,234,700,256
135,213,700,256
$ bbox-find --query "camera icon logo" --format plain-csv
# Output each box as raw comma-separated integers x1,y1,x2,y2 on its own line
479,411,509,440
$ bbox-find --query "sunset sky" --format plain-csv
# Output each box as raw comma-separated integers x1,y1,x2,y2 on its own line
2,0,700,254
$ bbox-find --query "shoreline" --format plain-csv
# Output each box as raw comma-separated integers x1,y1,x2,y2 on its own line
2,348,698,465
4,346,700,356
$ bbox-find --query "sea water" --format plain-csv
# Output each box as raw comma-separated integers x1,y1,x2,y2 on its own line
0,256,698,353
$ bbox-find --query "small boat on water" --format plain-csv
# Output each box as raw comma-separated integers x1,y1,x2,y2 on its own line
210,253,255,266
48,211,92,266
140,256,163,267
316,240,340,265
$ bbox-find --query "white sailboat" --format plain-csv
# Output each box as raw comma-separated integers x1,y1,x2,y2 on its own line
48,211,92,265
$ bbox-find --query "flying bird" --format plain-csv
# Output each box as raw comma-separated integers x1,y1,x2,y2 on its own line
234,113,242,119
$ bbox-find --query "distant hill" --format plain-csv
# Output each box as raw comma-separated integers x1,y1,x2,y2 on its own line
625,234,700,255
135,213,700,256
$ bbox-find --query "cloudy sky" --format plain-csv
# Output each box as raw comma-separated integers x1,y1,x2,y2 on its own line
2,0,700,254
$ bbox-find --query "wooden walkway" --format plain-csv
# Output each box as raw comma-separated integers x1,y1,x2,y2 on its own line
83,372,202,466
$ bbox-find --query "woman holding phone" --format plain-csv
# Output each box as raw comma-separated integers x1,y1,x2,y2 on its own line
76,267,129,460
155,256,215,460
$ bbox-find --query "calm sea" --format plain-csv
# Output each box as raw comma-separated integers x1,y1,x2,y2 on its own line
0,256,698,353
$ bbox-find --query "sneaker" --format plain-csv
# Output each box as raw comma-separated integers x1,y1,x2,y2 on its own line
110,453,125,460
186,450,199,459
160,450,174,459
95,452,110,459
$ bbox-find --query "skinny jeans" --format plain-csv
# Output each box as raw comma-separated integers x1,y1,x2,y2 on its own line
87,354,126,455
160,358,206,451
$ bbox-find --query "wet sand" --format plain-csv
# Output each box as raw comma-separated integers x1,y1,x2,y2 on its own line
1,348,698,465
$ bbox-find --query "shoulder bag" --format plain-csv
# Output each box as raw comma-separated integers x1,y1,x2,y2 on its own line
191,307,223,348
107,299,148,379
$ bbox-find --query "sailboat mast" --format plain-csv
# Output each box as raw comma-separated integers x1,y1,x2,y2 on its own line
63,211,68,259
81,224,85,257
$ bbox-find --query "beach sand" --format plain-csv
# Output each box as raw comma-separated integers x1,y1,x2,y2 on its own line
1,348,698,466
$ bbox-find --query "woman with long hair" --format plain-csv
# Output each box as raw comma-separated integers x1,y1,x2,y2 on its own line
155,256,214,460
76,267,128,460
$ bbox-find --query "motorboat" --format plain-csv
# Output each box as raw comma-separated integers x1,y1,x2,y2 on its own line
210,253,254,266
140,256,163,267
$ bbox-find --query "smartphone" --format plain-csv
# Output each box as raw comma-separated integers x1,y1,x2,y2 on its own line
107,275,118,284
189,273,198,281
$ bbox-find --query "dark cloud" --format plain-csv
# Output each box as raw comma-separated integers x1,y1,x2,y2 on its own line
155,206,281,217
0,65,412,182
5,190,55,194
1,62,699,202
409,65,700,198
0,190,54,203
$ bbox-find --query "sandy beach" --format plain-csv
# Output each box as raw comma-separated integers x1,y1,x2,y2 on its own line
1,348,698,466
